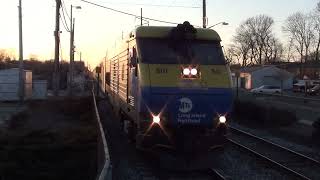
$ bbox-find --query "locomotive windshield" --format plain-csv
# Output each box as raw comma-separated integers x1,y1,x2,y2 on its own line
137,38,226,65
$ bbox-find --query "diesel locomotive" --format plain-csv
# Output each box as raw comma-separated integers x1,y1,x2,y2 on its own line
95,22,233,169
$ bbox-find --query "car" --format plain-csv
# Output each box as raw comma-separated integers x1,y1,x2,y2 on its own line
293,83,305,92
250,85,282,94
308,85,320,95
293,82,316,93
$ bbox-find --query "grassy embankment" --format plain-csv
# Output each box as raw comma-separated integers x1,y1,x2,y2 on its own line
0,98,97,180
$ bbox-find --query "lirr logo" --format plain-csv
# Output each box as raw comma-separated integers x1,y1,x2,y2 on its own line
178,97,193,113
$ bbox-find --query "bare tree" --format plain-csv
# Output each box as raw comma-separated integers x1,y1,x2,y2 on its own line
285,37,295,62
29,54,39,61
0,51,5,61
231,14,280,66
225,44,242,65
253,15,274,64
264,35,283,63
0,49,15,61
283,12,315,63
233,30,251,66
313,2,320,61
304,14,315,62
272,38,284,62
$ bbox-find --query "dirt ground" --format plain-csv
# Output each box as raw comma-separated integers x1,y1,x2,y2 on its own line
0,97,97,180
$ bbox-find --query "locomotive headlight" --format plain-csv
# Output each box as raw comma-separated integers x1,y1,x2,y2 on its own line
152,115,160,124
219,116,226,123
183,68,190,75
191,68,198,75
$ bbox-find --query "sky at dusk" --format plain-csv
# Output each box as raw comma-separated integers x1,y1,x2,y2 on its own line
0,0,318,67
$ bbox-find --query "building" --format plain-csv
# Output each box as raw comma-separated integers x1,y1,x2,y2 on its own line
276,62,320,80
0,68,48,101
233,66,294,90
0,68,32,101
32,80,47,100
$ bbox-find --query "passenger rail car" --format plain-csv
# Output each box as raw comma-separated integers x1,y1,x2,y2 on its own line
95,22,233,169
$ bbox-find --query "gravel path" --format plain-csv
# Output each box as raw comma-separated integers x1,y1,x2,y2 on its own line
97,99,157,180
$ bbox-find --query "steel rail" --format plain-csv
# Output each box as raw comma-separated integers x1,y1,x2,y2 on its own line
228,138,310,180
209,168,227,180
250,91,320,103
229,126,320,166
228,125,320,180
228,126,320,166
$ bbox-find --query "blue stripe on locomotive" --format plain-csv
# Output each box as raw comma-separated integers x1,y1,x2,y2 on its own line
139,87,233,127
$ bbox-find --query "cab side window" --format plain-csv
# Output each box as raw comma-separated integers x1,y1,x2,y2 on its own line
130,47,137,68
129,46,138,77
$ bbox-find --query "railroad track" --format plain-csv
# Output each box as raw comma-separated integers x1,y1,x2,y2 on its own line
208,168,227,180
228,126,320,180
133,159,229,180
136,167,228,179
134,160,227,180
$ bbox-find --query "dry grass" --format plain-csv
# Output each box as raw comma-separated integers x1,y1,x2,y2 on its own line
0,97,98,180
232,100,297,127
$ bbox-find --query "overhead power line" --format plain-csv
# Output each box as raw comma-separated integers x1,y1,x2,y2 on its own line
94,1,200,8
60,0,70,32
60,8,70,32
80,0,180,25
60,16,70,32
61,0,70,20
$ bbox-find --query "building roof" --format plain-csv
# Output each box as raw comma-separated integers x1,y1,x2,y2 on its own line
276,61,320,68
239,66,265,73
0,68,30,73
134,26,221,41
240,66,293,80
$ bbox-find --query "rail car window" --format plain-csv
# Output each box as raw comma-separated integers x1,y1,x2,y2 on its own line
105,72,110,85
137,38,225,65
121,64,125,80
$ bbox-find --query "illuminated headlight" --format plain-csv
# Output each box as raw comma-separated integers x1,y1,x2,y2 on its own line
183,68,190,75
191,68,197,75
219,116,226,123
152,115,160,124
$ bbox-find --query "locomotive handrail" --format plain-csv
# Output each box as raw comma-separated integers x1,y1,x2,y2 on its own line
109,49,128,61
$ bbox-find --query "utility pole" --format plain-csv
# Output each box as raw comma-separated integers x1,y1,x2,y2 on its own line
18,0,24,102
70,18,75,95
203,0,206,28
104,51,107,94
69,5,73,95
69,5,81,95
72,18,75,74
53,0,61,96
79,52,82,62
140,8,142,26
